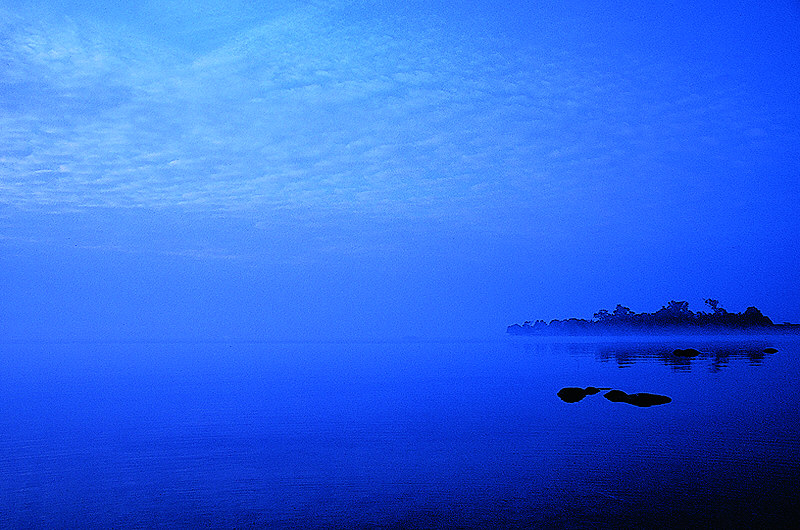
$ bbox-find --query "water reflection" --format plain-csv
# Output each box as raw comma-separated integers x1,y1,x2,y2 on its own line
1,340,797,528
508,338,780,371
594,341,778,371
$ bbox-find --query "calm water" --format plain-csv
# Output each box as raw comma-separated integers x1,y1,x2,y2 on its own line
1,337,798,528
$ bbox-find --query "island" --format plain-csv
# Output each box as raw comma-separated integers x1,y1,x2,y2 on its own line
507,299,800,336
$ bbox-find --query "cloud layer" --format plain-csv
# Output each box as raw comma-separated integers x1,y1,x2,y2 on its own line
4,1,795,227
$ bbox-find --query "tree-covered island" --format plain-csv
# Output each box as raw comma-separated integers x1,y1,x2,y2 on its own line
507,299,800,335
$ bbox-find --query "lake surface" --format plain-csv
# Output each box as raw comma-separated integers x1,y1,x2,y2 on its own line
2,337,799,528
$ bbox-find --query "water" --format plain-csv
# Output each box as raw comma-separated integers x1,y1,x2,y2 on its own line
1,337,798,528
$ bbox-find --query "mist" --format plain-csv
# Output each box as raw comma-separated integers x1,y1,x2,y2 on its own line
1,0,799,341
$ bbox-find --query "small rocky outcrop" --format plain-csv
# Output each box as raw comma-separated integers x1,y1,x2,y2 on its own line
557,386,605,403
559,387,671,407
557,387,590,403
672,348,701,357
603,390,672,407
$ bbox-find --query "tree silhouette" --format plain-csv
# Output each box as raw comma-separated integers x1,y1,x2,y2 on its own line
508,299,792,335
704,298,726,314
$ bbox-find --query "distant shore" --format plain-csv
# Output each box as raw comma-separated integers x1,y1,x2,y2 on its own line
507,300,800,336
506,323,800,336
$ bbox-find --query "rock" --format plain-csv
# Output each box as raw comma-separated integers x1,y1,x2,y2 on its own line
624,393,672,407
603,390,671,407
557,387,590,403
603,390,629,403
763,347,778,353
557,386,609,403
673,348,701,357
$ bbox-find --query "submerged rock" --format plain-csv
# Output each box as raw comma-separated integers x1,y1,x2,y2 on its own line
604,390,672,407
673,348,701,357
763,347,778,353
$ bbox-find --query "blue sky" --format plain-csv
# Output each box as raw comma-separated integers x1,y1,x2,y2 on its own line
1,1,799,340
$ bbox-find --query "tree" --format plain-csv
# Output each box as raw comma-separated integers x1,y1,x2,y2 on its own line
704,298,726,314
664,300,690,314
653,300,694,324
612,304,634,319
741,306,771,326
593,309,611,322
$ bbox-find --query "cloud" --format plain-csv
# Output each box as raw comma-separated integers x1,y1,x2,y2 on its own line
1,0,796,242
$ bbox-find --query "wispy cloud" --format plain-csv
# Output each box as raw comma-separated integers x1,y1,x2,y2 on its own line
1,0,796,237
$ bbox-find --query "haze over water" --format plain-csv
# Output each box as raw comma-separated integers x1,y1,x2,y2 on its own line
1,0,799,341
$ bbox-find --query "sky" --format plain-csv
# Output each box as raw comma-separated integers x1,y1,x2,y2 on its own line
1,0,799,341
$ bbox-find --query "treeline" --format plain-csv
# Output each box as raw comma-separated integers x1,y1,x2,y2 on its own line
508,299,797,335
